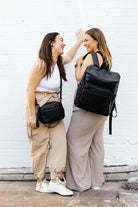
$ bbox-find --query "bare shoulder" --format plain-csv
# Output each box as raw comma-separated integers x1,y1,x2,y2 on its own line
85,53,103,67
96,53,103,67
83,53,93,65
32,59,46,75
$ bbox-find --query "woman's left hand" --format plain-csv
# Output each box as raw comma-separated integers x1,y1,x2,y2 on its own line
75,28,84,45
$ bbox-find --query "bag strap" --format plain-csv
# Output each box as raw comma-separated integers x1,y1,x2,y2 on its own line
83,51,109,70
59,73,62,101
35,73,63,128
109,101,117,135
43,74,63,128
91,53,99,68
93,51,109,70
35,72,62,105
35,58,63,102
95,51,104,58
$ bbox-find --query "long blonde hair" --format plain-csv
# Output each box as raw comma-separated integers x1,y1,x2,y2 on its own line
85,28,112,69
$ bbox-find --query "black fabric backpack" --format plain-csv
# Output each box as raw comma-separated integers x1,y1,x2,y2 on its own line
74,52,121,134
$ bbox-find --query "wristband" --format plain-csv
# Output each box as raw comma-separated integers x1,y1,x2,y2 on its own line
74,63,78,68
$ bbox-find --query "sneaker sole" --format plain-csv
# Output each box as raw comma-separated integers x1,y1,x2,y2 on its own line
91,187,101,190
35,189,54,193
48,186,73,196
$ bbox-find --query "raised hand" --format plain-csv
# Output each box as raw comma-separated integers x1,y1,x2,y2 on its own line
75,28,84,45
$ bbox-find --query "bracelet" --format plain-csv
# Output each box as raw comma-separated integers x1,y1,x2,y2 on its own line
74,63,82,68
74,63,78,68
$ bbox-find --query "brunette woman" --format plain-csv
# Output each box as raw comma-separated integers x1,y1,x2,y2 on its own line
24,29,83,195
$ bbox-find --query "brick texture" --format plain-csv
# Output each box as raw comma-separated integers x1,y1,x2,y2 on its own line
0,0,138,167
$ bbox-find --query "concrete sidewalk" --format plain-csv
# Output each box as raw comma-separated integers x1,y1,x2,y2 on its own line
0,181,138,207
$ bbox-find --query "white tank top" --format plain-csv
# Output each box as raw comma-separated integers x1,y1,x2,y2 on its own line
36,64,65,92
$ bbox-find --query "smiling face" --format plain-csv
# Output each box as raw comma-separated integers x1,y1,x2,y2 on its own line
83,33,98,53
52,34,65,56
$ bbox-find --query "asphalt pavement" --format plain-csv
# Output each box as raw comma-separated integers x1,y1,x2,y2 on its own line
0,181,138,207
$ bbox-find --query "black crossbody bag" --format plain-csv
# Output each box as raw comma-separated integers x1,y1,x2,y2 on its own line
35,74,65,128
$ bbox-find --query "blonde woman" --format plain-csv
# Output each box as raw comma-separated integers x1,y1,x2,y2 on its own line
66,28,112,192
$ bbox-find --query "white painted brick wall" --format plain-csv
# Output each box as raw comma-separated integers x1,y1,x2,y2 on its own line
0,0,138,167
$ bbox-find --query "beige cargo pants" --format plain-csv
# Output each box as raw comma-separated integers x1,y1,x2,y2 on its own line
24,91,67,181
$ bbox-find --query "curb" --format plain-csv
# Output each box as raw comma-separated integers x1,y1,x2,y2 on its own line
0,165,138,181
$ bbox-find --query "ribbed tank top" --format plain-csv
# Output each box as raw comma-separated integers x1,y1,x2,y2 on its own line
36,64,65,92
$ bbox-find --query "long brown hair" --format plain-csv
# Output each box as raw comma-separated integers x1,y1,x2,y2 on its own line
39,32,67,81
85,28,112,69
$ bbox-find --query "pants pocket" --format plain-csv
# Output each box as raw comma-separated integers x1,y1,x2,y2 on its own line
26,126,39,138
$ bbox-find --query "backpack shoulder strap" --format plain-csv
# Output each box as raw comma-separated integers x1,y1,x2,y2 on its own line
82,52,99,68
91,53,99,68
109,101,117,135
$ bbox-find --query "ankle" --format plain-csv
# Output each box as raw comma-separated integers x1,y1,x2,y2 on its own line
37,179,44,183
51,177,60,183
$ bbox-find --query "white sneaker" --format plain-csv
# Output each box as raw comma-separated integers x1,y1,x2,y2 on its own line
60,178,66,186
35,180,53,193
91,186,101,190
48,180,73,196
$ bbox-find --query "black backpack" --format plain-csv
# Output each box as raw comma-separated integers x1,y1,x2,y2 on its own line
74,52,121,134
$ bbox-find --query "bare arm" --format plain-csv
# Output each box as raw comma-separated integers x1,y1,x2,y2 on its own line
26,59,45,128
75,54,93,83
75,53,103,83
62,29,84,65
